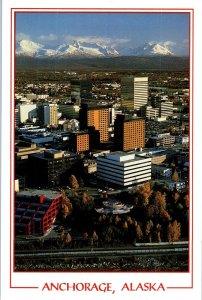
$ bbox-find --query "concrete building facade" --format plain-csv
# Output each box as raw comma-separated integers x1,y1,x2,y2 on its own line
121,76,148,110
97,151,151,186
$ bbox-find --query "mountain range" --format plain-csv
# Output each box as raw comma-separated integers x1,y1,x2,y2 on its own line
16,39,175,58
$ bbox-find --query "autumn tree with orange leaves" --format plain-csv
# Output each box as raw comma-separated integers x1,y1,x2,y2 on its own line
61,191,73,219
70,175,79,189
136,181,152,206
167,220,181,243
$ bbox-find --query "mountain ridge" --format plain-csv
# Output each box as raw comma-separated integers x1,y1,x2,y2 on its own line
16,39,176,58
16,56,189,72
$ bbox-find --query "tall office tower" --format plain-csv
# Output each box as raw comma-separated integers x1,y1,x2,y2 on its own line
70,79,92,105
160,101,173,119
114,114,145,151
17,103,37,123
80,104,109,142
38,103,58,127
121,76,148,110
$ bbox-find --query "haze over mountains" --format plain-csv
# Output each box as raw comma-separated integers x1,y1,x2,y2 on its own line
16,39,177,58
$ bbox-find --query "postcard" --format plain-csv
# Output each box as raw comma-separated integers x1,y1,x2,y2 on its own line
1,0,202,299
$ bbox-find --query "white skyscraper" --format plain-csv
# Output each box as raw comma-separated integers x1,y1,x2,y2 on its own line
18,104,37,123
121,76,148,110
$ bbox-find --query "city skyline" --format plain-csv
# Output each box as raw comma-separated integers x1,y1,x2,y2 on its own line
16,12,189,56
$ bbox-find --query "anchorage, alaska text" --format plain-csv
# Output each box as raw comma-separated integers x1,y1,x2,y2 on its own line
42,282,166,293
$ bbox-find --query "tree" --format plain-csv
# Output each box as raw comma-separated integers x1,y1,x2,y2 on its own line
145,220,153,243
136,181,152,206
70,175,79,189
156,223,162,243
92,230,98,241
173,191,180,203
153,191,166,210
122,221,128,230
171,169,179,182
159,208,172,221
167,220,181,243
83,232,88,239
135,223,143,241
61,191,73,218
64,232,72,245
82,192,89,205
184,194,189,208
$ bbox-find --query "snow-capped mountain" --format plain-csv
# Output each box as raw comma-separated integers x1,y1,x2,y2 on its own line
16,40,57,57
130,42,174,56
16,40,119,58
16,39,175,58
55,41,119,57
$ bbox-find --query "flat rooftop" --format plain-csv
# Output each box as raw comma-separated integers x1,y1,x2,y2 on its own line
17,189,61,200
103,151,150,163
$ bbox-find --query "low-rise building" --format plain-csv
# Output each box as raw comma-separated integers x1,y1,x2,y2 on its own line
28,150,79,187
15,189,62,235
97,151,151,186
149,133,175,147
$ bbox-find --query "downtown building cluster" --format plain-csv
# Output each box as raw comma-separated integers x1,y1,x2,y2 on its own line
15,74,188,236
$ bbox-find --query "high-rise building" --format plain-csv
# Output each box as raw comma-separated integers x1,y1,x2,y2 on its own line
80,104,109,142
97,151,151,186
17,104,37,124
69,127,100,153
160,101,173,119
71,79,92,105
121,76,148,110
38,103,58,127
69,132,89,153
58,104,80,119
114,114,145,151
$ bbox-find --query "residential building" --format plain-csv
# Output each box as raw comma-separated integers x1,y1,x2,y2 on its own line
114,114,145,151
80,104,109,142
69,127,100,153
97,151,151,186
69,131,89,152
121,76,148,110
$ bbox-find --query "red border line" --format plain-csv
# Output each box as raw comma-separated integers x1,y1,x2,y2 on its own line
10,7,193,290
11,8,194,10
10,7,13,289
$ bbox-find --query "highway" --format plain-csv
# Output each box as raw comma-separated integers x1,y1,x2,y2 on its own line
16,241,188,260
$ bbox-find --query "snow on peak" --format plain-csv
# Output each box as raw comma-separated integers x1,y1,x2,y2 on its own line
16,40,44,56
132,41,174,56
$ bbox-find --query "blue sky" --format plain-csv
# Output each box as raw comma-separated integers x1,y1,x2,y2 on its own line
16,13,189,55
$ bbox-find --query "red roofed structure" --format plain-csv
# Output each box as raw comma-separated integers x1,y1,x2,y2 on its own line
15,189,62,235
